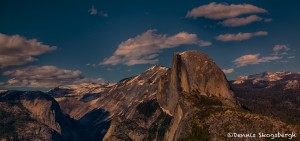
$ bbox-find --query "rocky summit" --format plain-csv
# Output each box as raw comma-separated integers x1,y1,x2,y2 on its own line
1,50,300,141
154,51,235,140
157,51,234,115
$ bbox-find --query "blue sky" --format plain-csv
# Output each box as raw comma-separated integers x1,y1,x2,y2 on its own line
1,0,300,90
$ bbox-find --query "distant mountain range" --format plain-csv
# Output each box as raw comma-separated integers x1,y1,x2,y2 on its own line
1,51,299,141
229,71,300,127
230,71,300,90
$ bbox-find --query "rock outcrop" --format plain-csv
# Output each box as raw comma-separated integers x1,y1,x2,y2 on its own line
104,50,236,141
48,83,114,140
95,65,169,140
157,51,234,115
48,83,113,120
156,51,235,141
46,64,169,141
0,91,90,141
92,64,169,118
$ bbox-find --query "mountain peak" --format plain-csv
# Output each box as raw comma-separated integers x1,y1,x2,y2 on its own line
158,51,234,111
146,64,169,72
178,50,209,56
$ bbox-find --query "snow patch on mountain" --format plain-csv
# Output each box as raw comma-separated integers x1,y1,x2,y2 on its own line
231,71,300,90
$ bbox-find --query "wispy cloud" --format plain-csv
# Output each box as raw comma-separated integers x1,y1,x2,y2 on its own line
219,15,262,27
73,77,105,84
101,29,210,66
0,33,56,68
88,6,108,17
186,2,267,20
198,40,212,47
264,18,272,22
89,6,98,15
216,31,268,42
0,82,4,87
2,66,104,88
99,11,108,17
273,44,290,55
233,44,293,67
233,54,281,67
86,63,98,68
222,68,234,74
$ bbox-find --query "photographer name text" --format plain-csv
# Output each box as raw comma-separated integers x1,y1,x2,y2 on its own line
227,132,296,140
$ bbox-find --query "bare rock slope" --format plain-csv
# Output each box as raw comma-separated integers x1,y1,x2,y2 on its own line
0,91,90,141
104,50,236,140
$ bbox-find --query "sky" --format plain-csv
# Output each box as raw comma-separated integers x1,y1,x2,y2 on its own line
1,0,300,90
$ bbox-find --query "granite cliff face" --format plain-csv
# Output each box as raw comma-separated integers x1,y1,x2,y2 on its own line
156,51,235,141
46,64,169,140
104,50,236,140
0,90,90,141
48,83,114,140
48,83,113,120
92,65,169,118
157,51,234,115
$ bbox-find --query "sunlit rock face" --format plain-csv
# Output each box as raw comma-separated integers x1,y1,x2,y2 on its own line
92,64,169,119
155,50,235,141
104,50,236,141
157,50,234,115
47,64,169,141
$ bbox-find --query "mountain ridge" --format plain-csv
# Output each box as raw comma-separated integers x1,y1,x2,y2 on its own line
231,71,300,90
1,50,300,141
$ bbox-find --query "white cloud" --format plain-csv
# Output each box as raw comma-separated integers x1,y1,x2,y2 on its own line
2,66,105,88
89,6,98,15
101,29,210,66
198,40,212,47
233,44,293,67
233,54,281,67
273,44,290,55
222,68,234,74
220,15,262,27
0,33,56,68
216,31,268,42
273,44,289,52
186,2,267,19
